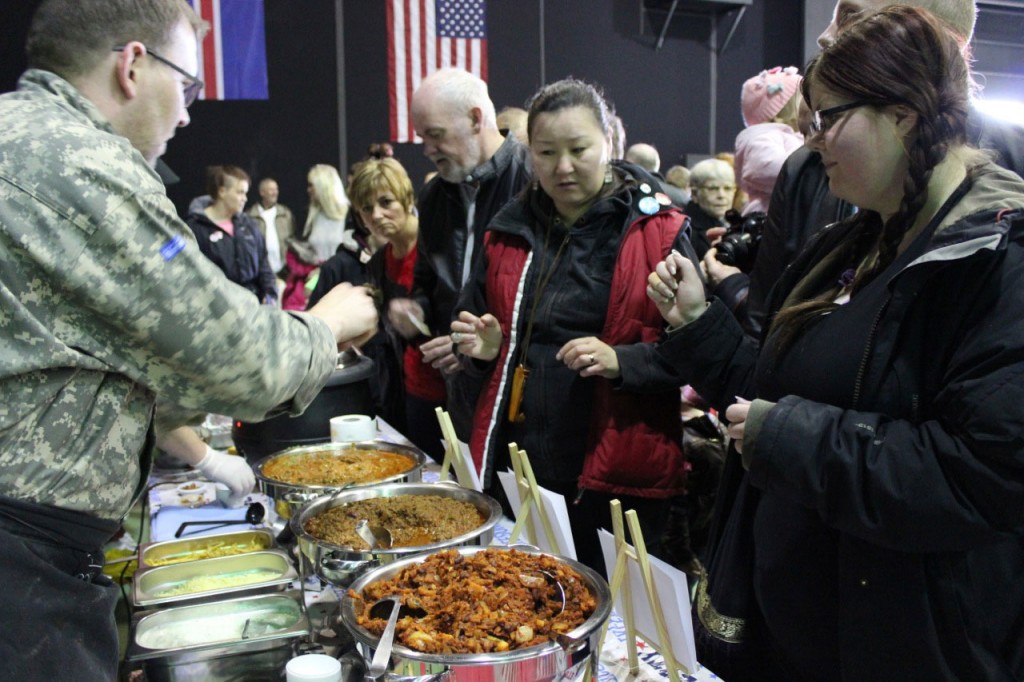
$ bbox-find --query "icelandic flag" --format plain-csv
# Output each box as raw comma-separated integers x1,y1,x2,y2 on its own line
189,0,269,100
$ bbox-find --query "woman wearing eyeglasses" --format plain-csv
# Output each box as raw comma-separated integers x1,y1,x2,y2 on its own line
683,158,738,258
649,7,1024,680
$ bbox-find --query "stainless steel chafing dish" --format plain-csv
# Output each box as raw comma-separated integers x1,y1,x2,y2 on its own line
138,528,275,570
290,482,502,586
127,591,309,682
340,547,613,682
132,549,297,609
253,441,427,520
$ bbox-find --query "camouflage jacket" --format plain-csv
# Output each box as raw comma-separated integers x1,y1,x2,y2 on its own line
0,71,337,520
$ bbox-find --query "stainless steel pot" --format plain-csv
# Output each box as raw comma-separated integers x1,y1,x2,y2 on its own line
290,482,502,586
253,441,427,520
233,351,375,464
339,547,613,682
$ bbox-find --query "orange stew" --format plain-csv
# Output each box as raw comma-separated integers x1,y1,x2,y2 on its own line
262,448,416,486
351,548,596,654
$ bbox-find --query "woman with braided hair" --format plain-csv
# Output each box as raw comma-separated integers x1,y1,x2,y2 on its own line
648,6,1024,680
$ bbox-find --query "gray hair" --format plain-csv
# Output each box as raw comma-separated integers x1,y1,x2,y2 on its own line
417,68,497,129
27,0,206,80
689,159,734,189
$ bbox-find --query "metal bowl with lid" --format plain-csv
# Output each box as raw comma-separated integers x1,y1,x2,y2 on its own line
290,482,502,586
253,441,427,520
339,546,613,682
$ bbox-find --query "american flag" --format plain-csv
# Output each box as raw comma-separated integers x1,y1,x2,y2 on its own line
388,0,488,143
189,0,269,100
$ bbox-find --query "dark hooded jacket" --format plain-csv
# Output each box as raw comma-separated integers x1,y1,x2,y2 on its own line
658,162,1024,680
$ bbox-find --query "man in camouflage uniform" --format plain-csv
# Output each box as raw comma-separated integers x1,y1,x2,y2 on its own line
0,1,377,678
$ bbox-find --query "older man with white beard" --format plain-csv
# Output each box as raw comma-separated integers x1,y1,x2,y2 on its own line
388,68,531,439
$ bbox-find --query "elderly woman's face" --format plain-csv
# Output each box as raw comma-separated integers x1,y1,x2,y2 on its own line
529,105,609,224
693,172,736,219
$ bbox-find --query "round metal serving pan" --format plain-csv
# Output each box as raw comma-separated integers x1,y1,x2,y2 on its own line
340,546,612,677
253,440,426,520
290,482,502,587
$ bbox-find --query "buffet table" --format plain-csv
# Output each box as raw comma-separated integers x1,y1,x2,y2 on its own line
131,419,721,682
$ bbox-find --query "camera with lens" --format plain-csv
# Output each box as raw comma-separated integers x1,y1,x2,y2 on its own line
715,209,766,273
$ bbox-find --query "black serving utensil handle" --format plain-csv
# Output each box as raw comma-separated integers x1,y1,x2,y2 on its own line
173,502,266,538
174,518,251,538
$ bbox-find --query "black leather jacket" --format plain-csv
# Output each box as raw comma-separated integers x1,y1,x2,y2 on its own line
411,135,531,335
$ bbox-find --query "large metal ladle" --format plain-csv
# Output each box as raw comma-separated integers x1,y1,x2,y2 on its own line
355,519,393,550
367,596,401,681
173,502,266,538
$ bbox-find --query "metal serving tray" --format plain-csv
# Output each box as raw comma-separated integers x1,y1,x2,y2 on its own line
138,528,275,570
132,549,297,609
127,591,309,682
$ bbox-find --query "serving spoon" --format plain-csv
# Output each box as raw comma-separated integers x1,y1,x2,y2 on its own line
367,596,401,681
519,568,567,616
355,519,393,549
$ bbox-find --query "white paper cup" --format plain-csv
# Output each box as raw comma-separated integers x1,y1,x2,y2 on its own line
329,414,375,443
286,653,341,682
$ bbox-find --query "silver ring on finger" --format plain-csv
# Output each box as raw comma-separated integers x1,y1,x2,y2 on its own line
587,353,596,365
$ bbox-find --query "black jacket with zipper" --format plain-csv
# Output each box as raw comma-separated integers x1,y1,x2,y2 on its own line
659,161,1024,680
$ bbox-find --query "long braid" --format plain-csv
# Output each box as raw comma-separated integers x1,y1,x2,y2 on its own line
767,6,970,358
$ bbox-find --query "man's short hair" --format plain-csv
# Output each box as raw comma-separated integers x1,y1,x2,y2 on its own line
26,0,206,80
665,165,691,190
625,143,661,173
909,0,976,42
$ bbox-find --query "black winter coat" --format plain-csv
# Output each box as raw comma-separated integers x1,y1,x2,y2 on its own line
659,162,1024,680
186,210,277,302
411,135,531,437
410,136,531,335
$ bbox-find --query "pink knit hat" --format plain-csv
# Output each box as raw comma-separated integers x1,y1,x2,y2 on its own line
741,66,802,127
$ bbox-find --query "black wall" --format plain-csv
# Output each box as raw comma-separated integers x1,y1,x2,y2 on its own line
2,0,803,218
345,0,803,183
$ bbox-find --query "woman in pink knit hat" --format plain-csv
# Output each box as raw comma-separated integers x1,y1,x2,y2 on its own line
734,66,805,215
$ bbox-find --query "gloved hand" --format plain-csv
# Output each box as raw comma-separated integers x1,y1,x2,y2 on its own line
196,446,256,498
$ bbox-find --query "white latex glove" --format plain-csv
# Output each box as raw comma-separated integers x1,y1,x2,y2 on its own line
196,446,256,497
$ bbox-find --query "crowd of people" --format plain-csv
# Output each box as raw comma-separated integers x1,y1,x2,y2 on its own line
2,0,1024,679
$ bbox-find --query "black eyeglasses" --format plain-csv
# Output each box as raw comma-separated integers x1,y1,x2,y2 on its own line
810,100,871,135
112,45,204,107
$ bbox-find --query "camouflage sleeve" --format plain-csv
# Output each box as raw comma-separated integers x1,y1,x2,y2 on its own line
46,183,336,421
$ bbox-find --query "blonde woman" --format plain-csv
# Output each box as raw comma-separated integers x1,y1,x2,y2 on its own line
303,163,352,261
282,164,356,310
